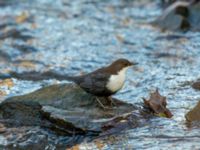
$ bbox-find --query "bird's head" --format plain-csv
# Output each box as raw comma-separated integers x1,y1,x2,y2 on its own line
110,58,137,73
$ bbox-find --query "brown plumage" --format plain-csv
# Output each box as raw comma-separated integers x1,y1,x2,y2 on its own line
66,58,136,97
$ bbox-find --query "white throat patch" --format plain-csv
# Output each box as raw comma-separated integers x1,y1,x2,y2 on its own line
106,67,129,92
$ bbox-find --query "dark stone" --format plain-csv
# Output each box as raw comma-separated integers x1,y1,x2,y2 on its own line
0,101,42,127
155,34,190,41
100,112,139,136
0,22,16,30
0,28,33,41
12,44,38,53
153,1,200,31
192,81,200,90
175,5,189,17
185,101,200,122
0,83,144,148
0,83,137,135
180,17,190,30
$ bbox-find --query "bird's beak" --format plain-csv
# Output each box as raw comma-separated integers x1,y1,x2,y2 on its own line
130,62,138,66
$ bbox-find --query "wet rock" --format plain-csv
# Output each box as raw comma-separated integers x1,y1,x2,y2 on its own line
0,22,16,30
155,34,190,41
0,83,137,135
100,112,140,136
143,89,173,118
0,101,43,127
12,44,38,53
0,28,33,41
192,81,200,90
154,52,178,58
153,1,200,31
185,101,200,122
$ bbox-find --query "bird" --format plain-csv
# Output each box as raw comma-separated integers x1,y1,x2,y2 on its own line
67,58,137,108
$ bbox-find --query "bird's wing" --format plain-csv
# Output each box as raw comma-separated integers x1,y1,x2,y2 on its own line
79,72,110,95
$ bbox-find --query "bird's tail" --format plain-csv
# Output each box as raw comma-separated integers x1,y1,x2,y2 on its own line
42,71,81,82
65,75,81,83
32,71,80,82
65,75,77,81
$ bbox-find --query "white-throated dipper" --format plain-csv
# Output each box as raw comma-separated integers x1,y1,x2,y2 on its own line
67,58,137,108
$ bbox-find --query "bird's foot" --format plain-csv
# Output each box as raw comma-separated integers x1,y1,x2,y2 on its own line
95,97,110,110
107,96,117,108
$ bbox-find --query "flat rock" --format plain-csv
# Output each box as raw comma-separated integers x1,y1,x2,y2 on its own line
0,83,137,135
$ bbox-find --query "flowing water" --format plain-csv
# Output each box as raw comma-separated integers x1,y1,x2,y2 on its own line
0,0,200,149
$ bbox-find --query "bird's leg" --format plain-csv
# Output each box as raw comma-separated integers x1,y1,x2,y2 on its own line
95,97,108,109
106,96,117,107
